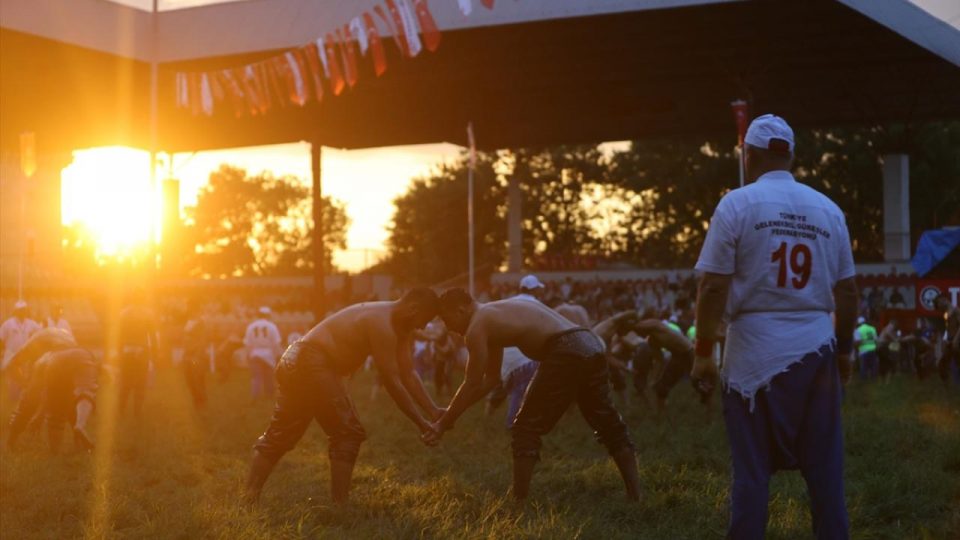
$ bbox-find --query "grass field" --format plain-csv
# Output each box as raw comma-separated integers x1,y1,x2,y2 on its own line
1,366,958,539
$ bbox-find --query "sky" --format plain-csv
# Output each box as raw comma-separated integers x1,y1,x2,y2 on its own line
61,143,463,272
170,142,463,270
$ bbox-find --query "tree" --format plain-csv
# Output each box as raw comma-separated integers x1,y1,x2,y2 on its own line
384,121,960,278
385,152,506,285
609,137,737,267
383,146,651,284
611,121,960,266
518,145,648,262
182,165,349,278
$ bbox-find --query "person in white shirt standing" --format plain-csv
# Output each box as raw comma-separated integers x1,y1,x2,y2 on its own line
691,114,858,540
0,300,42,400
244,306,282,402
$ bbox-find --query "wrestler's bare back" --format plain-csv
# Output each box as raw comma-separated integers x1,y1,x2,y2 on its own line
634,320,692,354
301,302,400,374
555,303,592,327
467,297,580,355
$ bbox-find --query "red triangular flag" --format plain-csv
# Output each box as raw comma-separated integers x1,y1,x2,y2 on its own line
337,27,359,89
235,66,259,116
281,51,309,106
208,71,224,102
376,2,410,57
217,70,246,117
413,0,441,52
363,12,388,76
252,62,276,112
323,34,347,96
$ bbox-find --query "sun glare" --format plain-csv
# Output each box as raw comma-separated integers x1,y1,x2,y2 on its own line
61,147,157,258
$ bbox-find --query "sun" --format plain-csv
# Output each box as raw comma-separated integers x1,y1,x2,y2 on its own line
61,146,158,258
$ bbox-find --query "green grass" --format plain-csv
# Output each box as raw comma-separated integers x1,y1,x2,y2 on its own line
1,369,958,539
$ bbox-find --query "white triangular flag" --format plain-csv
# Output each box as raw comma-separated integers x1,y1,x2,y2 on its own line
315,37,330,77
284,52,307,105
200,73,214,116
396,0,422,57
350,17,369,54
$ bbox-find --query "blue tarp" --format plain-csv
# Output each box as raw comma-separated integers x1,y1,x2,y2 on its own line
911,228,960,277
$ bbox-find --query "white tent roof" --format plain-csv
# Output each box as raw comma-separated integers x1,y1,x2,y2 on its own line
2,0,957,65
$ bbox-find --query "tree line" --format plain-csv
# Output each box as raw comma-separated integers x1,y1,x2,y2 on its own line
62,121,960,283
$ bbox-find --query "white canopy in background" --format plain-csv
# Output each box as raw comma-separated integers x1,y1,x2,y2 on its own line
1,0,957,65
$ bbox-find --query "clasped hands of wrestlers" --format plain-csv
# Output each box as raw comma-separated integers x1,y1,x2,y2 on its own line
420,408,445,446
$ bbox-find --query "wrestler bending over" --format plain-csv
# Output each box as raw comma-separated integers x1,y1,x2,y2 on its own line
595,312,708,411
244,288,444,505
428,289,640,501
5,329,100,453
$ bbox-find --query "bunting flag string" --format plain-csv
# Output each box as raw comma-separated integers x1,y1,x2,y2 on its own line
175,0,507,117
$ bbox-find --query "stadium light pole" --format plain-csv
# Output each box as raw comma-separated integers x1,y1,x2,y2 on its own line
731,100,748,188
467,122,476,297
18,132,36,301
149,0,160,272
311,141,325,317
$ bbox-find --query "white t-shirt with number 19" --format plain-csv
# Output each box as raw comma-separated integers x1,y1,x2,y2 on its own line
695,170,855,402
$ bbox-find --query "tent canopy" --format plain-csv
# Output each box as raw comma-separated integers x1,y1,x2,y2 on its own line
912,228,960,277
1,0,959,153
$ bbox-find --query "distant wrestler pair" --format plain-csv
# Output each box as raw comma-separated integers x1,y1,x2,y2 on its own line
243,287,645,505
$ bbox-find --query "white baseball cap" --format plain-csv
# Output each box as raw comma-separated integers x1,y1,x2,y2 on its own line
519,274,545,290
857,316,865,325
258,306,272,316
745,114,795,153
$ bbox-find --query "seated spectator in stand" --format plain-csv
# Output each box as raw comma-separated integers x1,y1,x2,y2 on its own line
888,287,906,309
868,287,885,321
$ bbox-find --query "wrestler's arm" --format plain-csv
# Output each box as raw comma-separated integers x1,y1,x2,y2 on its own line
437,327,502,432
370,328,434,436
641,321,691,353
3,339,39,382
694,273,730,345
607,354,633,374
395,332,444,421
592,311,638,343
691,272,732,392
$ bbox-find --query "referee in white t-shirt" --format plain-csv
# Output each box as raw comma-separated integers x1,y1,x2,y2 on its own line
691,114,858,540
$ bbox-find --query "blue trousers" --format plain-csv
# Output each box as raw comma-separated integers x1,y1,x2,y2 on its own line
858,350,878,380
722,344,849,540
